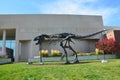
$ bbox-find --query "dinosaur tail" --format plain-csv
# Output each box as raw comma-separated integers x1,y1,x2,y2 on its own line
75,29,110,39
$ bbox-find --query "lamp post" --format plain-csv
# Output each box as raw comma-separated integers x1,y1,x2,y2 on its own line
101,29,108,63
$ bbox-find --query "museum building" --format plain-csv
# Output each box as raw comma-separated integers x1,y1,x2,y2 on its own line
0,14,119,62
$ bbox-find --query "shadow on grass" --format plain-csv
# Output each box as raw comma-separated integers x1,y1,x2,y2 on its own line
28,61,91,66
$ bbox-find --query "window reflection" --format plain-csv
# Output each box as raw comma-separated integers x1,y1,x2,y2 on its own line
0,40,15,56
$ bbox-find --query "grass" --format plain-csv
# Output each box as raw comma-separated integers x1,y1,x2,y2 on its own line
0,59,120,80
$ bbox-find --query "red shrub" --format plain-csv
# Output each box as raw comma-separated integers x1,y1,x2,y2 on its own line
96,38,120,53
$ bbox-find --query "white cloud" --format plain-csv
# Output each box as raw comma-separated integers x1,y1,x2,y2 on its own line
35,0,119,25
37,0,97,14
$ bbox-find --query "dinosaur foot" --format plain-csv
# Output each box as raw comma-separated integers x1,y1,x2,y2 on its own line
65,61,71,64
74,60,79,64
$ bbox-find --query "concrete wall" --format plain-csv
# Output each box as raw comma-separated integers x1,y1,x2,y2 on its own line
19,40,32,61
0,14,104,61
0,14,103,39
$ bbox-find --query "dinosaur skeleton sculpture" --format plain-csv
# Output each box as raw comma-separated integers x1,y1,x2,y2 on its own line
34,29,107,64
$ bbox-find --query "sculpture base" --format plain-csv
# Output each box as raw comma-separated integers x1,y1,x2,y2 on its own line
101,60,108,63
39,62,44,64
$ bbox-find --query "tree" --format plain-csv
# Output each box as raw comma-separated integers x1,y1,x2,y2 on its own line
96,38,120,54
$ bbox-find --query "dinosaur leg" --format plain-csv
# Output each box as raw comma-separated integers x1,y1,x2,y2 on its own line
61,53,65,61
62,48,70,64
60,40,70,64
69,46,79,63
39,44,44,64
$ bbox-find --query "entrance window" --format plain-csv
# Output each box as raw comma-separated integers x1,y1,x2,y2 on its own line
0,40,15,55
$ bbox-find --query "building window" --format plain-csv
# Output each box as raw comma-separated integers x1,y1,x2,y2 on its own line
0,40,15,55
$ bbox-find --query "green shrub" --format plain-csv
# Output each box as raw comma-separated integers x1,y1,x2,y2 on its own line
95,48,105,55
0,54,5,58
90,52,97,55
77,52,99,56
95,48,99,55
40,50,49,57
77,53,91,56
95,48,108,54
51,50,61,57
39,49,62,57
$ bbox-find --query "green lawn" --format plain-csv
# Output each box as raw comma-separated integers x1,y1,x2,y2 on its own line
0,59,120,80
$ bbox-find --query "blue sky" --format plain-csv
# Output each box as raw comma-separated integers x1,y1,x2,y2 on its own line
0,0,120,26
